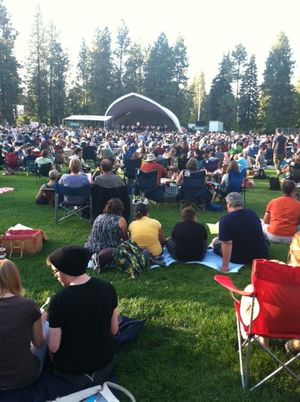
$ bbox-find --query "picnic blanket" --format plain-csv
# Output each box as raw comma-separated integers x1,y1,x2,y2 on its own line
0,187,15,196
159,247,244,273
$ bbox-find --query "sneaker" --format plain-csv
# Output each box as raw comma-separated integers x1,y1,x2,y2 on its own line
285,339,300,354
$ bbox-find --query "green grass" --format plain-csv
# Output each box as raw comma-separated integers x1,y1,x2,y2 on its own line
0,173,298,401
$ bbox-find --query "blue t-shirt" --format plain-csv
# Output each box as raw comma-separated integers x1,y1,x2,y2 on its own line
219,208,268,264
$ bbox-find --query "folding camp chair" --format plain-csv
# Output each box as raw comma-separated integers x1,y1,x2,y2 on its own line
55,183,92,223
180,170,209,211
36,162,52,184
214,259,300,391
134,169,164,203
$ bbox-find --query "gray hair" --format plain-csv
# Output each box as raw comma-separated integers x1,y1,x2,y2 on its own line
225,192,244,208
49,169,59,180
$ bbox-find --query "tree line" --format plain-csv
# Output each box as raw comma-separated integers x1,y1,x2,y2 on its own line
0,0,299,132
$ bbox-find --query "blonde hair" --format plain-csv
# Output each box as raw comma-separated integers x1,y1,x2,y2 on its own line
0,259,24,296
69,158,82,173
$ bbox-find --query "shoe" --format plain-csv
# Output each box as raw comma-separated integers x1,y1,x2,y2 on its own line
285,339,300,354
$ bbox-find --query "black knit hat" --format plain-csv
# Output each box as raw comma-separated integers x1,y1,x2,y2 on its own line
48,246,91,276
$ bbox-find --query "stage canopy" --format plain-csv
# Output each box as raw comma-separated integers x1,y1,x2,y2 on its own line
64,115,112,122
105,93,181,131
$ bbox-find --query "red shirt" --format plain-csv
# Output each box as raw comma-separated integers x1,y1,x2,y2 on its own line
140,162,167,185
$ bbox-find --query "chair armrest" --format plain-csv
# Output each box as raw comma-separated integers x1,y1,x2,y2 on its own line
214,275,254,296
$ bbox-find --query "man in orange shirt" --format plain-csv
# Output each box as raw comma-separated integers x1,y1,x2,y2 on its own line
263,180,300,244
140,153,167,185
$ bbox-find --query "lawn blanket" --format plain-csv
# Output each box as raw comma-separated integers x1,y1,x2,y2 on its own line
0,187,15,195
158,247,245,273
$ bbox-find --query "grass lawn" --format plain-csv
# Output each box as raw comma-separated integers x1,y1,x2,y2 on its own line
0,173,299,402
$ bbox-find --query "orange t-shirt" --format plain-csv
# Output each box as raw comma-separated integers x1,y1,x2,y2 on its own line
266,196,300,237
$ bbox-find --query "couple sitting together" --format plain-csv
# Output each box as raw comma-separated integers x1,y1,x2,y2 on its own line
0,246,118,398
85,198,209,270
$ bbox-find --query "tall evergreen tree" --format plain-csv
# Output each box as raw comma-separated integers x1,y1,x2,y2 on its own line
123,42,145,94
170,36,189,120
0,0,20,124
144,32,174,106
188,72,207,123
114,20,131,97
89,27,114,114
260,31,295,131
68,39,92,114
47,23,69,125
238,55,259,132
232,44,247,129
209,53,235,130
25,7,49,123
293,80,300,128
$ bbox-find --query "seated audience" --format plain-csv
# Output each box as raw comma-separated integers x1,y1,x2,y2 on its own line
59,159,90,204
176,157,205,186
35,169,59,205
166,206,207,261
281,153,300,182
47,246,118,387
213,192,269,272
0,259,46,390
85,198,128,254
128,203,164,257
212,160,242,202
263,180,300,244
140,153,167,185
93,159,124,188
35,149,53,168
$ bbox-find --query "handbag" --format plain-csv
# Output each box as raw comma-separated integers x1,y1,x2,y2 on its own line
50,381,135,402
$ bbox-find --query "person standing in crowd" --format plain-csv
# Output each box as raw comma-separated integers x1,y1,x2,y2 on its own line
272,128,287,174
47,246,119,387
166,206,208,262
0,259,46,390
213,192,269,272
262,180,300,244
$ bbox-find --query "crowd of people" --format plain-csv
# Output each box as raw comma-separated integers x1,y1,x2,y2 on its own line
1,123,300,398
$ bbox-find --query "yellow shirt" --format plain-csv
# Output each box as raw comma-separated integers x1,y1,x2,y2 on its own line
129,216,162,256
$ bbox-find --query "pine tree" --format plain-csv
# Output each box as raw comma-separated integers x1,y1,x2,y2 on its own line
238,55,259,132
123,42,145,94
232,44,247,129
25,7,49,123
0,0,20,124
260,31,295,131
89,27,114,114
188,72,207,123
114,20,131,98
170,36,189,120
144,32,174,106
209,54,235,130
48,23,69,125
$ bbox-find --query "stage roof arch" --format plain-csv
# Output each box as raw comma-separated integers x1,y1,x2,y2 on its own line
105,93,181,131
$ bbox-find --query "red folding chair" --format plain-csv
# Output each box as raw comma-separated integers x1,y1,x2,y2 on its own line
214,259,300,391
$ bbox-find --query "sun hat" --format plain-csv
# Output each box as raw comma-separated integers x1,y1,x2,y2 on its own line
145,153,157,162
48,246,91,276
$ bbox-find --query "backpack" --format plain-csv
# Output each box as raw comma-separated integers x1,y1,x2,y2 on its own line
288,232,300,267
113,240,149,278
254,169,267,179
269,177,281,190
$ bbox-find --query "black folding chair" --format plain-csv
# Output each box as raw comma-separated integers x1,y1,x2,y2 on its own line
55,183,92,223
180,171,210,211
134,170,164,203
35,162,52,184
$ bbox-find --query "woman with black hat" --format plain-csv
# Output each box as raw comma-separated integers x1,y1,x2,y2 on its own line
46,245,118,387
